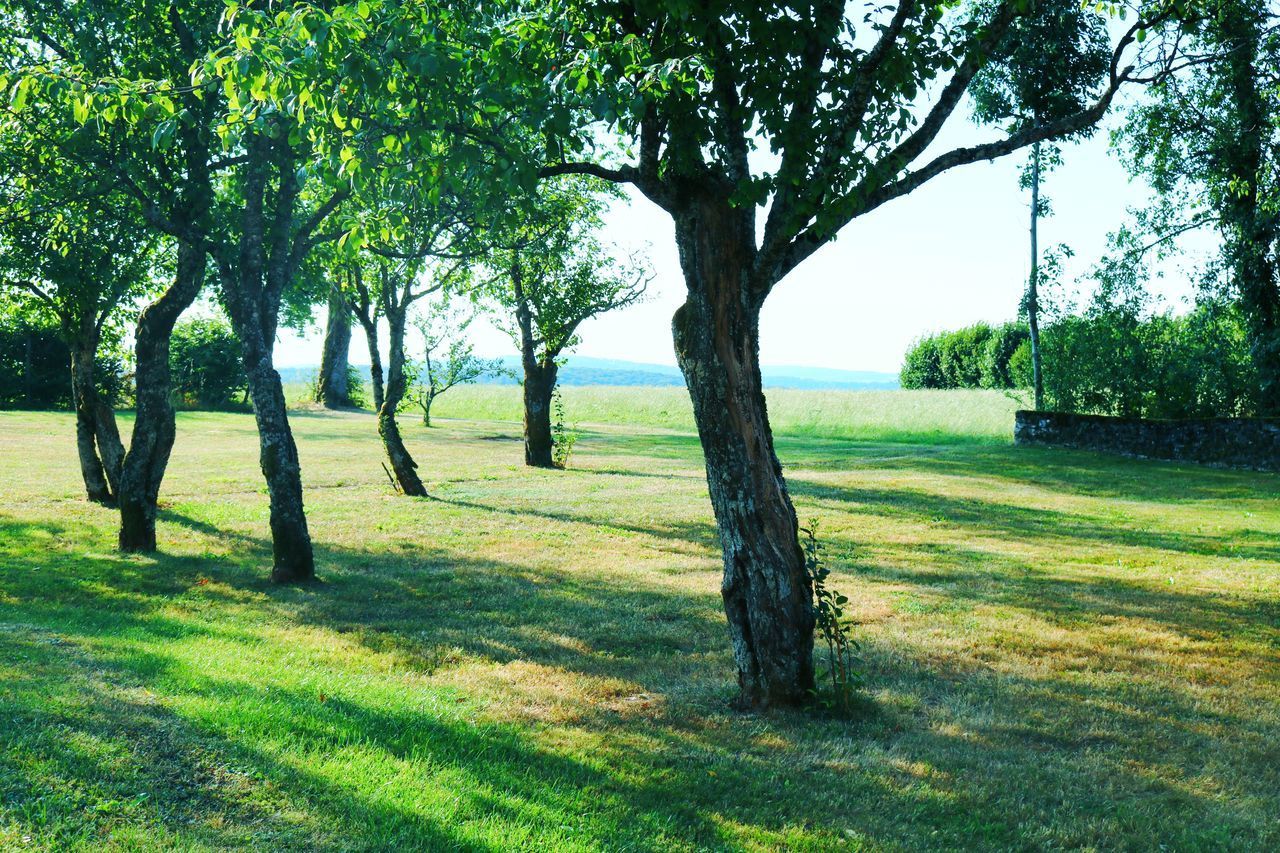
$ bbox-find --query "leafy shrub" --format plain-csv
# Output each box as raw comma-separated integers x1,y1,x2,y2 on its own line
170,317,249,410
800,522,863,714
1041,300,1255,418
900,322,1027,390
0,313,125,409
937,322,992,388
899,335,944,389
981,323,1030,388
551,388,579,468
343,365,369,409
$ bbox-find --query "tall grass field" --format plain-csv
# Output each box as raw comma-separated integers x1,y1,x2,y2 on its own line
1,388,1277,850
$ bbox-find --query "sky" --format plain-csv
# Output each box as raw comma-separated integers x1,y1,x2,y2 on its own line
275,101,1214,375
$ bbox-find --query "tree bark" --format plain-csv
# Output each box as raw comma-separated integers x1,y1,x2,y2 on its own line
117,243,205,551
1028,141,1045,410
317,281,352,408
513,260,559,468
378,306,427,496
219,262,316,583
670,193,815,709
66,312,125,505
358,314,385,413
70,340,112,504
522,361,557,468
214,131,317,583
245,354,316,581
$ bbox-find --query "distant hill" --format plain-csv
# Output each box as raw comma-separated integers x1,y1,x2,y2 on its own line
279,356,898,390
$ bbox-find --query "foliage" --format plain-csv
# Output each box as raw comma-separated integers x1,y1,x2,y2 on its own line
1040,298,1256,419
970,0,1111,135
1119,0,1280,411
483,176,649,370
169,318,249,411
550,387,579,469
341,365,369,409
0,309,124,409
900,322,1028,390
407,295,500,426
800,522,862,714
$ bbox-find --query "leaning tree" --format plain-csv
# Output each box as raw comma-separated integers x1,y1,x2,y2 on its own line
498,0,1194,707
484,177,648,467
338,178,485,496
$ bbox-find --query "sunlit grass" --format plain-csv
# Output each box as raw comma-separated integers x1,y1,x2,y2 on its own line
424,385,1022,444
0,391,1277,850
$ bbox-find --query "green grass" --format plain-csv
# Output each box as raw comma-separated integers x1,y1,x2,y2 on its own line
427,385,1022,444
1,389,1278,850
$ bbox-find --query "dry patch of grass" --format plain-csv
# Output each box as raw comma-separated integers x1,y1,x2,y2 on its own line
0,396,1277,850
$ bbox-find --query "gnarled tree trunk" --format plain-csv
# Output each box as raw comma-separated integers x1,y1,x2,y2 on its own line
317,282,352,408
1219,7,1280,415
245,353,315,581
117,243,205,551
378,308,427,496
671,194,815,709
513,263,559,468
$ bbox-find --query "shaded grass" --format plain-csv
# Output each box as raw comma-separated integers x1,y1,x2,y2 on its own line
0,395,1278,850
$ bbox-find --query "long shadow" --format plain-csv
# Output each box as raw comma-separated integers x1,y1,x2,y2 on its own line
429,494,721,553
789,477,1280,563
845,443,1280,503
851,539,1280,649
4,455,1280,850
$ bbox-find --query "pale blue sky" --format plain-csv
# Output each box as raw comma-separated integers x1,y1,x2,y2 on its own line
277,104,1212,374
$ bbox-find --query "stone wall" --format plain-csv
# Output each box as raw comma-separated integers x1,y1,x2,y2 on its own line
1014,411,1280,472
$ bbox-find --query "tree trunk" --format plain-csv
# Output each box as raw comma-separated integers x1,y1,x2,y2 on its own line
378,307,427,496
671,194,815,709
70,341,112,504
1028,142,1045,411
359,316,386,412
522,361,557,468
67,316,125,505
244,353,316,582
317,282,352,408
117,243,205,551
513,261,558,468
1218,8,1280,415
421,394,433,427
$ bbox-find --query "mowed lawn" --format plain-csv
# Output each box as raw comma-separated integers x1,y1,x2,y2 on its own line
1,389,1278,850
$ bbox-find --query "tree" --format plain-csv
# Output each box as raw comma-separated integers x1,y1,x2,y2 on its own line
316,280,354,408
969,0,1110,410
0,117,155,502
1122,0,1280,413
0,0,221,546
505,0,1188,707
485,178,648,467
409,295,495,427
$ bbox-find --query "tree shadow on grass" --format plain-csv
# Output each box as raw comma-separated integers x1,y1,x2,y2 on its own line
841,443,1280,504
3,498,1279,848
789,477,1280,563
428,494,721,554
852,539,1280,650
